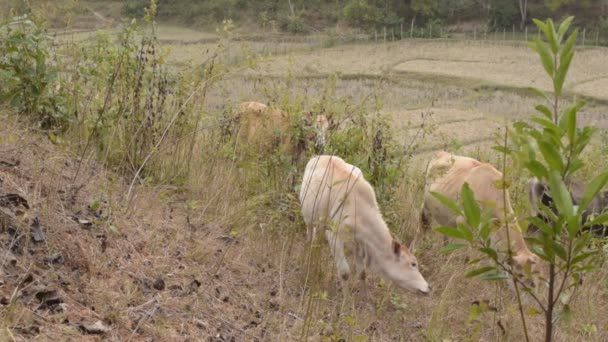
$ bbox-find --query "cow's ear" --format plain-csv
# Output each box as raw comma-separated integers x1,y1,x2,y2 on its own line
392,240,401,257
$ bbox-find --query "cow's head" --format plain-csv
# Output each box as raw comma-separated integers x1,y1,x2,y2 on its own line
302,112,331,152
382,240,430,294
527,177,608,236
511,250,540,290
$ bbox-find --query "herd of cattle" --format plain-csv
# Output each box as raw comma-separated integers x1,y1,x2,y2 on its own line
235,101,608,295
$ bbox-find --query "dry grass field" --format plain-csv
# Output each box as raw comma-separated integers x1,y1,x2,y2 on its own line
2,22,608,341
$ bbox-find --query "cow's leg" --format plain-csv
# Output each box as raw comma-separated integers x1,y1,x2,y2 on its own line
354,240,369,299
420,202,431,232
325,229,351,281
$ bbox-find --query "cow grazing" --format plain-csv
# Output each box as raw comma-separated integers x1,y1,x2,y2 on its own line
528,177,608,236
421,151,539,289
233,101,330,159
299,155,430,294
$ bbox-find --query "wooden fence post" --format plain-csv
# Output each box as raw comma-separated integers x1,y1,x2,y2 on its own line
375,30,377,42
391,27,394,41
512,24,515,40
582,28,586,46
525,26,528,41
474,28,477,40
383,26,386,42
596,30,600,45
400,22,403,40
410,18,414,38
503,27,506,40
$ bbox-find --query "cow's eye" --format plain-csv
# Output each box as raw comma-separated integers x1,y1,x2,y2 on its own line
411,263,417,268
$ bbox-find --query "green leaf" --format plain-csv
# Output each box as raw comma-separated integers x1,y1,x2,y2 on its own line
567,158,584,176
554,50,573,96
528,216,554,236
535,104,553,120
531,37,555,77
465,266,496,278
586,212,608,227
532,18,548,35
559,104,576,143
457,223,474,242
579,171,608,213
548,170,574,217
528,86,551,102
538,141,564,173
492,145,510,154
461,183,480,228
560,28,578,66
546,19,558,54
435,226,466,240
525,160,549,179
479,247,498,260
430,191,461,216
439,243,467,254
531,117,561,133
571,251,597,265
481,272,508,281
557,16,574,41
549,239,568,261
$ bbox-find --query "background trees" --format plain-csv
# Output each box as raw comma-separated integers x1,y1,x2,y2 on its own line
118,0,607,33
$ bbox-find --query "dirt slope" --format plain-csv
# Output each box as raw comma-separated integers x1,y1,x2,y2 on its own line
0,116,279,341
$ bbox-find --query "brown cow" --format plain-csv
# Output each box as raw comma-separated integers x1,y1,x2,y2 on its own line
300,155,430,294
233,101,330,160
421,151,539,290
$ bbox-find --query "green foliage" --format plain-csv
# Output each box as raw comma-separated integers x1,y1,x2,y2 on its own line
0,15,67,128
489,0,519,30
411,0,439,18
342,0,379,30
436,16,604,342
278,12,310,34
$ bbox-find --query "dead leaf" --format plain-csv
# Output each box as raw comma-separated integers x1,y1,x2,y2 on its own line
43,253,65,265
78,320,111,335
30,217,45,243
35,288,63,311
0,193,29,209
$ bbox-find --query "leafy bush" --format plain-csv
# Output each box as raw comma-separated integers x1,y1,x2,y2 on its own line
342,0,379,31
0,16,67,128
278,12,309,34
489,0,519,30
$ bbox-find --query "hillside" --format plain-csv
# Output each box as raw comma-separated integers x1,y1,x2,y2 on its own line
0,115,282,340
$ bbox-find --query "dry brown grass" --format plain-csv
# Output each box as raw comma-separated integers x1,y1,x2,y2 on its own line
246,40,608,100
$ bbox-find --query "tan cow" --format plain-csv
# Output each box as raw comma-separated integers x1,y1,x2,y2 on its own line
234,101,330,159
300,155,430,293
421,151,539,289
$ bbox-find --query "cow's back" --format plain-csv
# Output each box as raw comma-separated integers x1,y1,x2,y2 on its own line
300,156,366,227
425,152,507,227
236,101,291,151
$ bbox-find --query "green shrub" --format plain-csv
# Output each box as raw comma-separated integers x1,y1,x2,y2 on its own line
342,0,379,31
278,12,310,34
0,15,67,128
489,0,519,30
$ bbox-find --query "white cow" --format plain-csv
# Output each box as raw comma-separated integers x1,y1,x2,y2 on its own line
299,155,430,293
